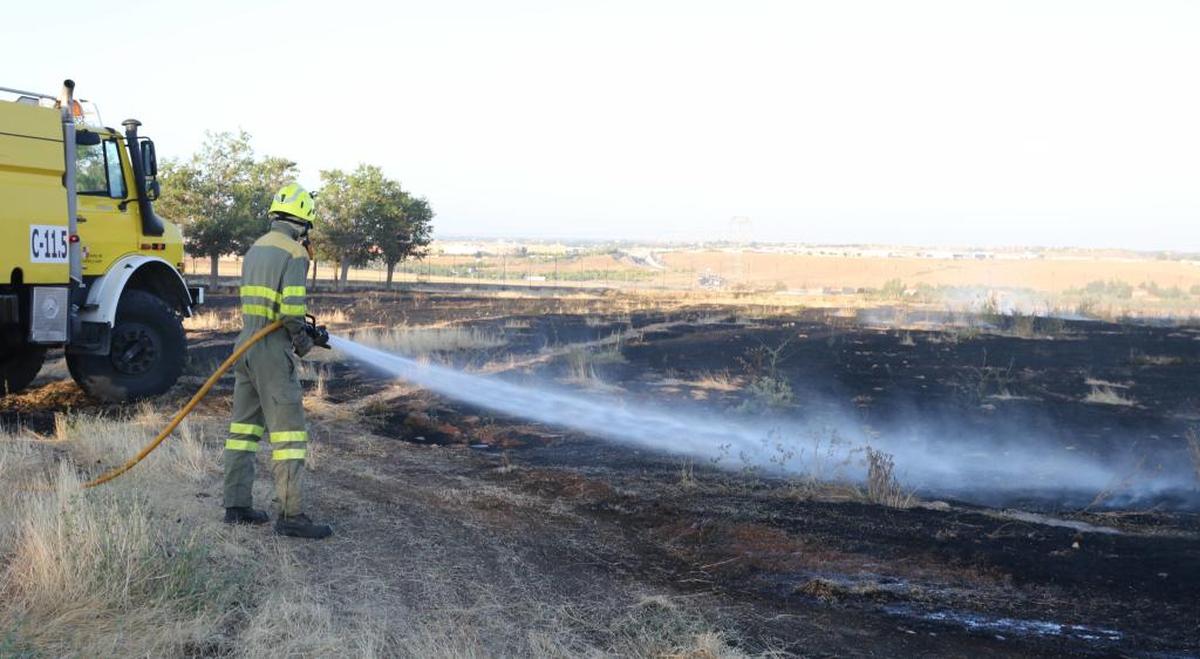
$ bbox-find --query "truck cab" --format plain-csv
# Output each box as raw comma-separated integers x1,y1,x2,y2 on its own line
0,80,200,401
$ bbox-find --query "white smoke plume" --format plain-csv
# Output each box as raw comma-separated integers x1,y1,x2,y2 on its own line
331,336,1196,508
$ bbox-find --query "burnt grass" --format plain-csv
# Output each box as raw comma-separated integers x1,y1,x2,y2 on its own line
12,289,1200,656
321,292,1199,656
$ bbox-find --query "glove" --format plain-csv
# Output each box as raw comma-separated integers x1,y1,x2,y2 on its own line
292,330,314,358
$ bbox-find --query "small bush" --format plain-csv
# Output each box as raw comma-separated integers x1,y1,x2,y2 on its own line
353,325,505,356
737,376,794,412
876,279,906,300
865,447,913,508
1010,314,1035,338
1083,280,1134,300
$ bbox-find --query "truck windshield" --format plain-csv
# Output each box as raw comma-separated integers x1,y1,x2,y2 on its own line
77,139,127,198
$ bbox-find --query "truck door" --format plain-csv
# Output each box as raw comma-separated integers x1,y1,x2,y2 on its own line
75,135,136,275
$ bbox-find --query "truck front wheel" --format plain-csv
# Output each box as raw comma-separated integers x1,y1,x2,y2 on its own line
68,290,186,402
0,336,46,395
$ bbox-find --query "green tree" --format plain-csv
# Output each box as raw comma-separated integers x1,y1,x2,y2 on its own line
371,190,434,289
314,164,435,289
157,131,297,287
314,167,374,289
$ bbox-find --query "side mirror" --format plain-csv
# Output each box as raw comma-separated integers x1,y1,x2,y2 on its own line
140,139,158,178
76,129,101,146
147,178,160,201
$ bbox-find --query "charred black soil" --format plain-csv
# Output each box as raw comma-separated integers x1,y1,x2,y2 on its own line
325,292,1199,655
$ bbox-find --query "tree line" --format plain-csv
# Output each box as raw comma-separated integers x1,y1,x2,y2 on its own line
156,131,433,289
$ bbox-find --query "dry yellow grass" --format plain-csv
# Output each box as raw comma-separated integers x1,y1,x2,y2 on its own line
313,307,351,325
0,403,749,657
661,250,1200,294
183,309,239,332
0,413,242,656
350,325,506,356
691,371,742,392
1083,386,1137,407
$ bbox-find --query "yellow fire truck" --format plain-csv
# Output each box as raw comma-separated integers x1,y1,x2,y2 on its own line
0,80,201,401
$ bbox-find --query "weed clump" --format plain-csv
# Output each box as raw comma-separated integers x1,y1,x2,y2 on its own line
865,447,914,508
737,376,794,412
735,338,795,413
1083,385,1137,407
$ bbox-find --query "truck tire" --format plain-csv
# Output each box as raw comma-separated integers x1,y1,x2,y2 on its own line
0,340,46,395
67,289,186,402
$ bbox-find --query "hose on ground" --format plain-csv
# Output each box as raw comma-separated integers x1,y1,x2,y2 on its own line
83,319,284,489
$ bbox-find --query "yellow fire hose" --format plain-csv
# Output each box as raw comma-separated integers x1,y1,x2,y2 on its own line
83,319,284,489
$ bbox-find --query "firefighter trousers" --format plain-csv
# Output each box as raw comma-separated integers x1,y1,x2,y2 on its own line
223,335,308,517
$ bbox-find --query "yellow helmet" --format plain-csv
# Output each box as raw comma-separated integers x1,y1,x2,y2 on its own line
269,183,316,222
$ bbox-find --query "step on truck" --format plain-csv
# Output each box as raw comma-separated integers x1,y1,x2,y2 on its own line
0,80,202,401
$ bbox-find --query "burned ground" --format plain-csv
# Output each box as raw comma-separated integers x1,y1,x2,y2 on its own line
4,289,1199,656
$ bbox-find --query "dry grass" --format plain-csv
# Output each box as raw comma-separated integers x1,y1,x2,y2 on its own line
564,343,627,386
1129,350,1185,367
1187,427,1200,485
865,447,915,509
691,371,742,392
0,405,751,657
183,309,239,332
1083,386,1137,407
313,307,351,325
677,459,698,490
352,325,506,356
0,413,244,656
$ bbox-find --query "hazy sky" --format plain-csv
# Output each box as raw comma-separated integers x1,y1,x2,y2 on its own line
6,1,1198,249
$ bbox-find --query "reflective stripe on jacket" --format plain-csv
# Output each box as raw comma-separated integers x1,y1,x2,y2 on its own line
238,220,309,343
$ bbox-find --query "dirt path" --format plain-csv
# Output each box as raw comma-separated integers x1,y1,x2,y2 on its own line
291,418,1048,657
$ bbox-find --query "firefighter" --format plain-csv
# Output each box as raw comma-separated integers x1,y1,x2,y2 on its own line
222,183,332,539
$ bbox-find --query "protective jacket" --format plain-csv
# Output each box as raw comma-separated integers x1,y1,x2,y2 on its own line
223,219,312,517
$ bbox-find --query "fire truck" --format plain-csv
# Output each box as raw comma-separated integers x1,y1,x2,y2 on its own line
0,80,201,401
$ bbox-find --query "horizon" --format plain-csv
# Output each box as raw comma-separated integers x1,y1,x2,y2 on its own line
428,232,1199,255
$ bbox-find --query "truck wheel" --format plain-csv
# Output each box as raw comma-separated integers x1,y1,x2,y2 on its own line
0,340,46,395
67,290,186,402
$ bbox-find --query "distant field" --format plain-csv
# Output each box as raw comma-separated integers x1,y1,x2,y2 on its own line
185,248,1200,318
659,251,1200,293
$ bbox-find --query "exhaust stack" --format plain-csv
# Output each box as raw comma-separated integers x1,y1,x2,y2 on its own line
122,118,165,237
58,80,82,285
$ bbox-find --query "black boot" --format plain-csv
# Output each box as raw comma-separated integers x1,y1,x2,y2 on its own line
274,513,333,539
224,507,270,525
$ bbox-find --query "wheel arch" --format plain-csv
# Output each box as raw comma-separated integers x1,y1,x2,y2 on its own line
79,255,194,327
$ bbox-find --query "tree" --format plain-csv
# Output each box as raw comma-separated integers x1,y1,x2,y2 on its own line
314,167,374,289
370,187,433,289
157,131,297,287
313,164,435,290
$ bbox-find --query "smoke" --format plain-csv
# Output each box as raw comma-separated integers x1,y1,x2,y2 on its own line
330,336,1197,509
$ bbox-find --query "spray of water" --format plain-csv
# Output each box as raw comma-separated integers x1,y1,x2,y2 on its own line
330,336,1196,506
